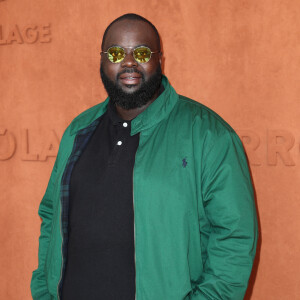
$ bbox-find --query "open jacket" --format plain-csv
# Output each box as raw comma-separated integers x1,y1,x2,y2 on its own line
31,76,258,300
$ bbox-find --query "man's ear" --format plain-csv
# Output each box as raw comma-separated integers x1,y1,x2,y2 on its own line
159,52,163,65
100,52,105,64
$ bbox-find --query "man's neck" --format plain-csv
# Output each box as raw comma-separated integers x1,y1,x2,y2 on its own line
115,85,164,121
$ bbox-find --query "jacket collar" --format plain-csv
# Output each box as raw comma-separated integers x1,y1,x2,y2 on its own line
130,75,178,135
107,99,129,125
70,75,178,136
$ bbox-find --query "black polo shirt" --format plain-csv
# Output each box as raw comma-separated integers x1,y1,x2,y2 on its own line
61,101,139,300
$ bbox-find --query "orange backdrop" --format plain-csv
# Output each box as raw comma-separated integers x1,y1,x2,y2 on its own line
1,0,299,299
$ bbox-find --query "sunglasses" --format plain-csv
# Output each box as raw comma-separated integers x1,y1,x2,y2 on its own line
101,46,160,64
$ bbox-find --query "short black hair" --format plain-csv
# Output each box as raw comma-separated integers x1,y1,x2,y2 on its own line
101,13,161,51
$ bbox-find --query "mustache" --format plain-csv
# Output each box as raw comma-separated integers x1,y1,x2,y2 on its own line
117,68,144,80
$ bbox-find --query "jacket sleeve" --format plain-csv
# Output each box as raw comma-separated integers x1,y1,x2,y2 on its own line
191,129,258,300
30,158,58,300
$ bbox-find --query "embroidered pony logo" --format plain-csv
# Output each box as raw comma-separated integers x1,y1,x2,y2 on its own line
182,158,187,168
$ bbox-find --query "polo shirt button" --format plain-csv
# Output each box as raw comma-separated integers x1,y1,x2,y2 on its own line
117,141,122,146
123,122,128,127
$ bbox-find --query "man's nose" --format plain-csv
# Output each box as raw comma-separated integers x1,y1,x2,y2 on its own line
121,51,138,68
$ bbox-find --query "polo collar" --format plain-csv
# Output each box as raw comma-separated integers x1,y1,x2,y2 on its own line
107,99,127,125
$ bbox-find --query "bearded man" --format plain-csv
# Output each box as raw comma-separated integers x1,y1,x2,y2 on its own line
31,13,258,300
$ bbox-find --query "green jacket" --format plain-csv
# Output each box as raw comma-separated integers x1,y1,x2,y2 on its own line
31,76,258,300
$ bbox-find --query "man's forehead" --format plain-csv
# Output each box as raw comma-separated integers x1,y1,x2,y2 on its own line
103,20,159,49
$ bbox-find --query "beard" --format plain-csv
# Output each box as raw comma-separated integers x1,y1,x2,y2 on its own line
100,63,162,110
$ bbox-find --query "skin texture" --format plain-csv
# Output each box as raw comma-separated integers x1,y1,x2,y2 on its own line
101,19,162,120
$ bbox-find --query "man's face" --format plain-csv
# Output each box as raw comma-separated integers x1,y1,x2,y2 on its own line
100,19,162,109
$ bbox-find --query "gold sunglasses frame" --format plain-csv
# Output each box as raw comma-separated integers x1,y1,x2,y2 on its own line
101,46,160,64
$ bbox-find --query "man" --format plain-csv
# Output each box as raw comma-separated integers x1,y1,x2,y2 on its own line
31,13,258,300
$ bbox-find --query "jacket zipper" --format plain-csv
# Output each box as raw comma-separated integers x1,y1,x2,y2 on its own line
133,165,137,300
57,193,63,300
133,132,140,300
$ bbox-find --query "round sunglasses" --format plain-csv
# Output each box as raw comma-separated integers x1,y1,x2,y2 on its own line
101,46,160,64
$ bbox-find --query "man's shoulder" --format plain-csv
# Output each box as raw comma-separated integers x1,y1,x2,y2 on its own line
53,100,108,166
176,94,235,134
65,99,109,136
175,95,243,152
